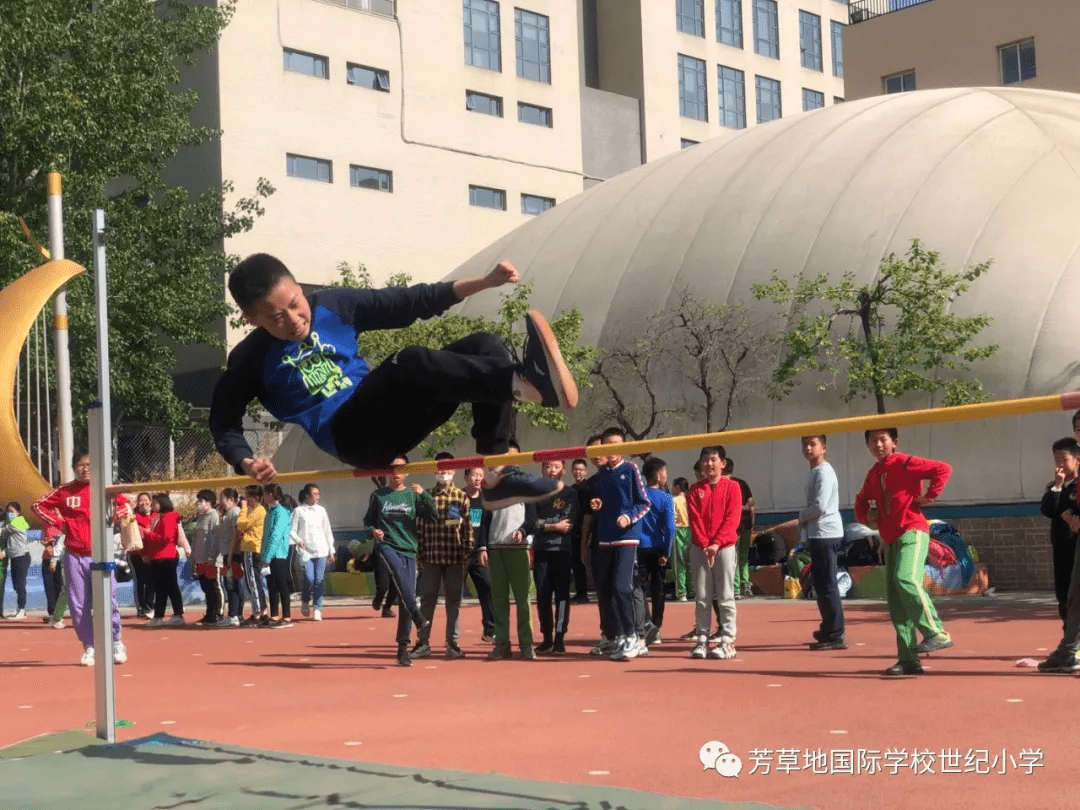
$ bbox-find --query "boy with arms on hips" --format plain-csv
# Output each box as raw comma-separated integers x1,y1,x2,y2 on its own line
854,428,953,677
210,255,575,509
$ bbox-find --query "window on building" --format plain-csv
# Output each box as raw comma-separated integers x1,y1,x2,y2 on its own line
830,20,844,78
752,0,779,59
716,0,743,48
883,70,916,93
518,102,553,126
999,39,1036,85
802,88,824,111
678,54,708,121
350,165,393,192
833,95,845,103
283,48,328,79
286,154,332,183
799,11,822,71
346,63,390,92
515,8,551,83
677,0,705,37
755,75,781,123
718,65,746,129
464,0,501,71
469,185,506,210
521,193,555,215
681,138,700,148
466,90,504,116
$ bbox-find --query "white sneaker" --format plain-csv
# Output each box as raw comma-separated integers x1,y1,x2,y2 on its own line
710,641,737,660
112,642,127,664
146,617,164,627
313,609,322,621
690,640,708,659
613,637,639,661
229,616,241,627
51,619,65,629
12,609,26,620
80,648,95,667
637,638,649,657
301,603,311,617
166,615,186,626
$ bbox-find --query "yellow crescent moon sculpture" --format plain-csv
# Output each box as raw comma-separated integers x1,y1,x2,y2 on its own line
0,259,85,519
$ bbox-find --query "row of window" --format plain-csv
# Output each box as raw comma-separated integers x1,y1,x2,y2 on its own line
283,48,391,91
884,38,1036,94
679,56,837,127
464,0,551,82
465,91,553,126
285,154,554,214
677,0,844,78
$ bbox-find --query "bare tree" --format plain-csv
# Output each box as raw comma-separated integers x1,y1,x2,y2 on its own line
590,318,674,441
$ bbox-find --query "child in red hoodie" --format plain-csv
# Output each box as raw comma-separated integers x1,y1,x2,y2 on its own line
854,428,952,677
687,446,742,661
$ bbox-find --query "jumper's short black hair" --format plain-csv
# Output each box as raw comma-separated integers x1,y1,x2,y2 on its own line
864,427,899,443
585,433,603,446
642,456,667,484
802,434,827,446
196,489,217,506
1052,437,1080,456
507,440,521,453
229,253,295,313
153,493,174,513
699,445,727,460
601,426,626,442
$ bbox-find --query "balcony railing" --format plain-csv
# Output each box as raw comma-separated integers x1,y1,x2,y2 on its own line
321,0,396,19
849,0,933,25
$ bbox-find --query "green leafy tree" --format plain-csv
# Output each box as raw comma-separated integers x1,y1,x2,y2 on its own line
0,0,271,437
326,261,594,455
752,240,998,414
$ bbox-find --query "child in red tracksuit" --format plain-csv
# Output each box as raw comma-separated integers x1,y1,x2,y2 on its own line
687,446,742,661
854,428,952,677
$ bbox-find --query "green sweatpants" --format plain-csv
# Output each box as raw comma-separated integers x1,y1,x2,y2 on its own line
885,530,946,663
489,548,533,647
733,529,752,595
672,527,693,599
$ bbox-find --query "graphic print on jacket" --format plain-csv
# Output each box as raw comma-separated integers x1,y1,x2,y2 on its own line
262,306,369,456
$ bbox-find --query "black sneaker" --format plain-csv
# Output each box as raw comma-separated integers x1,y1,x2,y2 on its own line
571,593,590,604
883,661,924,677
397,645,412,667
812,629,824,641
914,633,953,654
1037,653,1080,673
552,638,566,655
480,632,495,644
809,638,848,651
535,639,554,655
446,643,466,660
372,595,384,612
519,309,578,409
381,607,396,618
410,642,432,660
240,616,259,627
481,465,563,511
258,616,271,628
488,642,513,660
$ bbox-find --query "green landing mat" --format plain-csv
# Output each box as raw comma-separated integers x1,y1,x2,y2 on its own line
0,732,808,810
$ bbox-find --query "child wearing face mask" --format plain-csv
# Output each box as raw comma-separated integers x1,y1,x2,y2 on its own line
0,503,32,620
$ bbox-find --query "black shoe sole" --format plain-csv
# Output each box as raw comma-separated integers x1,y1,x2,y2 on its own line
481,480,564,512
524,310,578,409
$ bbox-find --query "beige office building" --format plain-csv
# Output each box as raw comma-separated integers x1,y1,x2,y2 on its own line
844,0,1080,100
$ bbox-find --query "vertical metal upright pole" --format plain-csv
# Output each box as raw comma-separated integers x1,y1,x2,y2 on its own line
47,173,75,483
89,208,116,742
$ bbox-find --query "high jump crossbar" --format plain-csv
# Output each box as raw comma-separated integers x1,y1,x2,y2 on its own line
104,391,1080,497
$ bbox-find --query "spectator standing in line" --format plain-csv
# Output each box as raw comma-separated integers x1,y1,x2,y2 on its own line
141,493,192,627
854,428,953,677
670,477,693,602
0,503,31,620
569,458,591,603
364,456,437,667
261,485,293,628
291,483,335,621
799,436,846,650
33,451,126,667
191,489,223,626
687,446,741,661
637,458,675,647
215,488,244,627
129,492,155,618
236,485,269,627
462,466,496,642
412,454,473,660
1040,438,1080,628
40,525,66,628
591,427,651,662
724,458,756,599
527,459,578,655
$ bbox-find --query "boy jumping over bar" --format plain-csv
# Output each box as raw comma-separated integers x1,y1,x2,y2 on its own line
210,254,578,508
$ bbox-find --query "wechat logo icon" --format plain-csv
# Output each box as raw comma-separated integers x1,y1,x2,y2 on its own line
699,740,743,778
